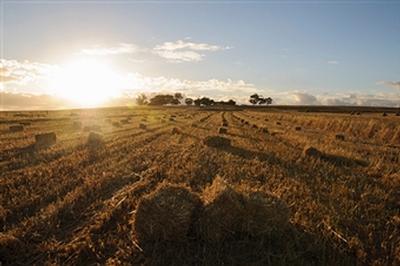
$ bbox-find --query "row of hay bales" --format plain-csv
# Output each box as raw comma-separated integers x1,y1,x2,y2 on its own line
134,176,290,253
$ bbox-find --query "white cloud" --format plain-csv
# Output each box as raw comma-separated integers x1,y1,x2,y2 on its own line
379,80,400,90
153,40,227,63
81,43,138,56
0,59,55,85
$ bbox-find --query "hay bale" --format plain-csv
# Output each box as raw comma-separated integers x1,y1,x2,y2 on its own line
242,192,290,235
260,127,269,134
171,127,180,134
134,184,202,250
222,122,228,127
112,122,121,128
303,146,322,157
218,127,228,134
252,124,258,129
382,112,388,117
87,132,104,148
203,136,231,148
139,123,147,129
169,117,175,122
34,132,56,149
9,125,24,132
295,126,302,131
276,122,282,125
396,112,400,116
198,177,246,242
335,134,345,141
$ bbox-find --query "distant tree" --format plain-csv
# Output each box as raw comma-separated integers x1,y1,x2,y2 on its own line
249,93,273,105
148,94,175,105
194,98,201,106
258,98,267,105
185,98,194,105
227,99,236,106
249,93,260,105
215,99,236,106
174,93,183,101
135,93,148,105
170,98,180,105
194,97,215,106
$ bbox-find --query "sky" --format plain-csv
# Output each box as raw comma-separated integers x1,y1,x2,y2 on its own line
1,0,400,109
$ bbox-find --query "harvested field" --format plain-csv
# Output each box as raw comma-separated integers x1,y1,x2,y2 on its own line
0,106,399,265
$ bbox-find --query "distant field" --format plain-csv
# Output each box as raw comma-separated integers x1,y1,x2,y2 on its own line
0,106,399,265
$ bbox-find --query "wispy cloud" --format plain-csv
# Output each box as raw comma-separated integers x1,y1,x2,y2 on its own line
153,40,228,63
378,80,400,90
0,59,54,85
81,43,138,56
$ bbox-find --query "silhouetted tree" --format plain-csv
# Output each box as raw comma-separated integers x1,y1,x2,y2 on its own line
135,93,148,105
194,97,215,106
249,93,260,105
249,93,273,105
185,98,194,105
148,94,175,105
174,93,183,101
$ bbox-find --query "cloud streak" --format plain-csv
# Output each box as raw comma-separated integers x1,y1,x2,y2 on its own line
0,59,54,85
153,40,227,63
81,43,138,56
379,80,400,90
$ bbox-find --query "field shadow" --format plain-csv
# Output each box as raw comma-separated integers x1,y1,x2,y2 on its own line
143,224,356,266
321,153,369,167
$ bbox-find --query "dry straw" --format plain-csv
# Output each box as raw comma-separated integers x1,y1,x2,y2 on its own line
134,184,202,251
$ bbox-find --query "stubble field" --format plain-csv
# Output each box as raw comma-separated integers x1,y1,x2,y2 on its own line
0,106,399,265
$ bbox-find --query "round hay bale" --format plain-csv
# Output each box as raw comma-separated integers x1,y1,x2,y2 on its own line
87,132,104,148
241,192,290,235
303,146,322,157
112,122,121,128
335,134,345,141
134,184,202,251
203,136,231,148
218,127,228,134
198,177,246,242
34,132,56,149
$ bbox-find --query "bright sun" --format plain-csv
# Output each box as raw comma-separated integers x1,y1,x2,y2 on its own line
48,58,122,106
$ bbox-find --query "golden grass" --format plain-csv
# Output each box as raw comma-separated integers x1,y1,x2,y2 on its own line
0,106,398,265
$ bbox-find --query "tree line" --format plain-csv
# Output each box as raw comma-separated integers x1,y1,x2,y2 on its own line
135,93,272,106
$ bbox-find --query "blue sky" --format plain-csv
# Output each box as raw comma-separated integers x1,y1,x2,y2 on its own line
1,0,400,108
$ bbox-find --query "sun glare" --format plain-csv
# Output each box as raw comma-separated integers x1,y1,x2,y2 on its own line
48,58,122,106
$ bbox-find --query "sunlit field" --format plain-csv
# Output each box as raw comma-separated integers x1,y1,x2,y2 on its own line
0,106,399,265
